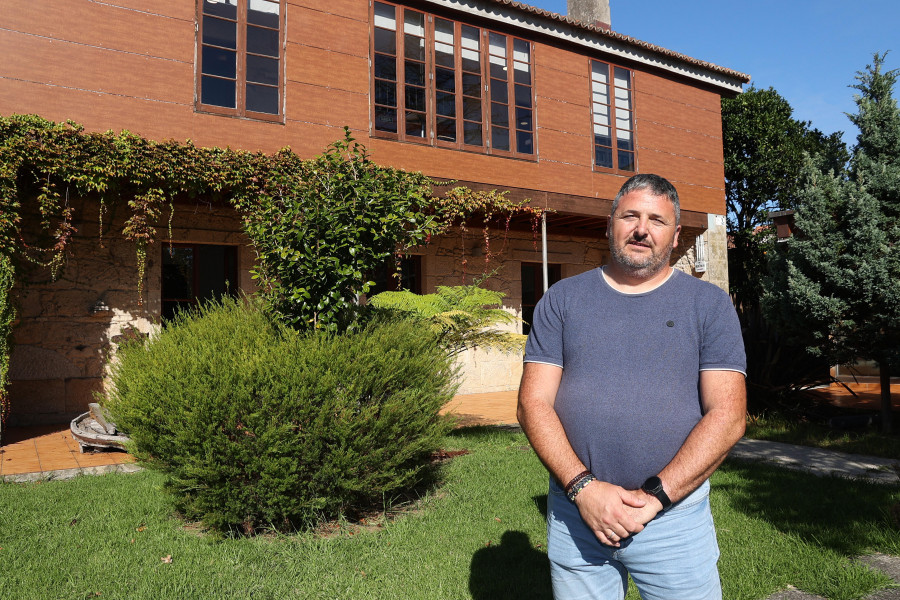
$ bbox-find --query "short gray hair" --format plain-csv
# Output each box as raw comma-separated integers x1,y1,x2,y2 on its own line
611,174,680,226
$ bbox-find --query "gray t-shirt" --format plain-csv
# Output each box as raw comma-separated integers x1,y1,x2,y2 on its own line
524,267,746,490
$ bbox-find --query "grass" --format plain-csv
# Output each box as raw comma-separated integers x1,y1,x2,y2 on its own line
1,426,898,600
745,412,900,460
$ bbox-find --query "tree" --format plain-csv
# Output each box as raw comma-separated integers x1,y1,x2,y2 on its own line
722,86,848,317
764,53,900,433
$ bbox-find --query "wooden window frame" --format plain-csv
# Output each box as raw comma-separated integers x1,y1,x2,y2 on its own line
161,242,238,321
590,59,636,173
196,0,285,122
371,1,536,160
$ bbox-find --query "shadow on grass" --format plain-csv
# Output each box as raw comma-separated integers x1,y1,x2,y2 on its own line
469,530,553,600
717,459,900,556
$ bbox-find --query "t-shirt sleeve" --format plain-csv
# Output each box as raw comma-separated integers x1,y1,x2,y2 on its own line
523,285,565,368
700,287,747,375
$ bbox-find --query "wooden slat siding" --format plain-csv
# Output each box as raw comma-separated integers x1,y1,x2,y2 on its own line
286,81,368,130
293,6,370,57
538,127,592,168
2,0,193,62
637,127,725,185
287,46,369,93
637,69,723,112
287,0,368,22
0,33,194,107
637,92,724,139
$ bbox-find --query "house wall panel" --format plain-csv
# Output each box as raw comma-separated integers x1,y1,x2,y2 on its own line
292,6,369,56
2,0,193,62
0,31,194,107
287,0,369,23
286,46,369,94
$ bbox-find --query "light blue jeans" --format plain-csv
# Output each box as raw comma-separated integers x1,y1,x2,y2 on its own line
546,478,721,600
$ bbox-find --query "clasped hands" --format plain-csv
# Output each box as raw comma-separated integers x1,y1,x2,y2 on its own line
573,480,663,547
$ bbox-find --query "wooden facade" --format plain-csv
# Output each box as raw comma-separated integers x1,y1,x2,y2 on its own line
1,0,749,424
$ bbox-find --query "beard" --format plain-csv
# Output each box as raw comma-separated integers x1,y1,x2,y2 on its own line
608,234,674,279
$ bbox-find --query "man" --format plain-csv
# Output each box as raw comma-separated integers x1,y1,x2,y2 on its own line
517,173,746,600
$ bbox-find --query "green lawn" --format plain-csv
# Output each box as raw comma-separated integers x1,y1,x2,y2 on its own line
0,427,897,600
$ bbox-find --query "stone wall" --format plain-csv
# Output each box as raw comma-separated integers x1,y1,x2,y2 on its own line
8,199,254,425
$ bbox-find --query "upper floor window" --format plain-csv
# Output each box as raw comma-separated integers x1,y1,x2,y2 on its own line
591,60,634,171
197,0,283,120
372,2,535,158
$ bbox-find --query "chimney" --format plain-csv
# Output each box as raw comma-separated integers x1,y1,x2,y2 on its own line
567,0,610,29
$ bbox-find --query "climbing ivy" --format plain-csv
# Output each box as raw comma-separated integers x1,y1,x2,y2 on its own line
0,115,545,424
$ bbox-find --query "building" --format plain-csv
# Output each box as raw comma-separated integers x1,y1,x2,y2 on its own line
0,0,749,425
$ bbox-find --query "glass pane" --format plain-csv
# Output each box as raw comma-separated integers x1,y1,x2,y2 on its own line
375,105,398,132
595,145,612,168
405,61,425,86
591,61,609,83
247,25,279,57
594,129,611,147
436,117,456,142
405,86,426,112
616,113,632,131
246,83,278,114
404,11,424,36
162,247,193,299
464,120,483,145
247,0,279,28
618,150,635,171
592,86,609,104
489,54,507,79
404,35,425,61
492,126,509,151
490,78,508,104
374,27,396,54
614,89,632,110
489,32,506,57
435,19,454,68
491,102,509,127
514,84,531,108
203,16,236,49
435,67,455,92
513,39,529,61
462,25,480,48
516,130,533,154
593,106,610,126
406,111,426,137
203,0,237,20
435,42,454,68
247,54,278,85
516,106,532,130
202,46,236,78
514,61,531,84
201,75,236,108
374,80,396,107
614,66,631,88
463,97,482,121
461,48,480,73
462,72,481,97
617,133,634,152
436,91,455,117
374,53,397,81
373,2,396,30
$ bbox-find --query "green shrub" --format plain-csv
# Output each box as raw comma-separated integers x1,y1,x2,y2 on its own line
104,297,457,534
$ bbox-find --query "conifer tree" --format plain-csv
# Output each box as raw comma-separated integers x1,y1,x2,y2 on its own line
765,53,900,432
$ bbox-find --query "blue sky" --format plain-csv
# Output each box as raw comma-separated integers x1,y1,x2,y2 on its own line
527,0,899,148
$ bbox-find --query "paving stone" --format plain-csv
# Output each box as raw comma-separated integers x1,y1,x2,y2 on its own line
859,553,900,582
765,586,826,600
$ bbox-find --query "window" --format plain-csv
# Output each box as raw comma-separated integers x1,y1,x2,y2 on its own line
521,262,561,335
591,60,635,171
197,0,283,119
162,244,238,320
372,2,535,158
367,255,423,296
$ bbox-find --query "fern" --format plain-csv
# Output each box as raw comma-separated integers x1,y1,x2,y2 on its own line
369,284,525,356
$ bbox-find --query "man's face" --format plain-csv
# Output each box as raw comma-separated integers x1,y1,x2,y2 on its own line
606,188,681,279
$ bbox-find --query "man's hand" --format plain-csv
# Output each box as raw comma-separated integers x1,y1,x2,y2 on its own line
573,481,648,547
622,490,663,530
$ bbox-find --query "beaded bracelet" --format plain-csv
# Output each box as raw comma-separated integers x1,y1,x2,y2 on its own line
564,470,592,495
565,472,596,502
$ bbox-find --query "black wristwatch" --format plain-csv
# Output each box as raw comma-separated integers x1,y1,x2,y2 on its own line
641,476,672,509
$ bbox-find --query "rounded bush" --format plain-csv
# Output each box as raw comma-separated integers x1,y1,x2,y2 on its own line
105,298,457,533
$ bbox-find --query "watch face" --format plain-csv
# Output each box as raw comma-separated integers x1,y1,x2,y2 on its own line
644,476,662,492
